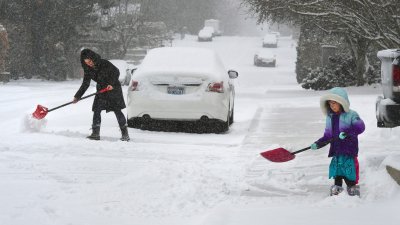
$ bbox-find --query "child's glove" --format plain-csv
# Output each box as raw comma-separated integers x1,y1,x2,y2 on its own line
339,132,347,140
310,143,318,150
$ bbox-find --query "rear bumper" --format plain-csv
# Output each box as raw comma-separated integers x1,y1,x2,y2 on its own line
376,96,400,127
262,43,277,48
198,37,212,42
127,91,230,122
255,59,276,67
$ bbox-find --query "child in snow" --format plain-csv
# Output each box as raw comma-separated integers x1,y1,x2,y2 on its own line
310,87,365,196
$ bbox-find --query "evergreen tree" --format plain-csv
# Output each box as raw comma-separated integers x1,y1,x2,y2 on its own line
0,0,115,79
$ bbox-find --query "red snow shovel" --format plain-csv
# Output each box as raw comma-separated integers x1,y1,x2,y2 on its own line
260,138,335,163
32,87,111,120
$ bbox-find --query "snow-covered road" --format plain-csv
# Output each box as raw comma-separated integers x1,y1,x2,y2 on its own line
1,35,400,225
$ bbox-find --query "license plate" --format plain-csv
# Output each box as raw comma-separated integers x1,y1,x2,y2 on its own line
167,86,184,95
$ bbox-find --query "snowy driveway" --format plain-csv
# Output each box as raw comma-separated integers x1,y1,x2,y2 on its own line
1,36,400,225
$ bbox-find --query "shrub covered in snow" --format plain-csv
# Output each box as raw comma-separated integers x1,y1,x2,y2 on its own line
301,54,357,90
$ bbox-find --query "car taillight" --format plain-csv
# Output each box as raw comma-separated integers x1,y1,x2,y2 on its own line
207,81,224,93
393,64,400,92
130,80,139,91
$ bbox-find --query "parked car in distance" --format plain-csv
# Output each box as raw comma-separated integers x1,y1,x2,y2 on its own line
204,19,222,36
376,49,400,128
126,47,239,133
109,59,135,86
198,27,214,42
262,34,278,48
254,50,276,67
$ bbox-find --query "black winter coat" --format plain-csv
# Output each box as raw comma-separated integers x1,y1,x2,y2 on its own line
74,49,126,112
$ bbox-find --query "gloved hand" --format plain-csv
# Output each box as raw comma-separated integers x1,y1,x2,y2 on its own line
72,97,79,104
310,143,318,150
339,132,347,140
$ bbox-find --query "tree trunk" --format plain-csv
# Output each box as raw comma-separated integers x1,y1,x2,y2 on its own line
355,39,369,86
345,36,369,86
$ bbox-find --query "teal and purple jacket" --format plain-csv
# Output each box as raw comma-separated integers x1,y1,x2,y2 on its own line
315,87,365,157
316,110,365,157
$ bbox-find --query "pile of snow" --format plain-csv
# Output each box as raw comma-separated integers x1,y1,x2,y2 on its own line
22,113,47,132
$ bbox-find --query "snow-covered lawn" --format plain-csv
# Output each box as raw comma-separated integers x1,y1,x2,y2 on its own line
0,35,399,225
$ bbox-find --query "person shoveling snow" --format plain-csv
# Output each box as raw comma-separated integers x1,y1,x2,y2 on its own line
261,87,365,197
310,87,365,197
72,49,130,141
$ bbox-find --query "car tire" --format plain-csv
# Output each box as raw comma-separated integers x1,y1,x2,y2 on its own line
127,117,141,128
214,114,230,134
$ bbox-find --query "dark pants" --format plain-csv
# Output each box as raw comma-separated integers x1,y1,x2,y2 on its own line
334,176,356,187
93,109,127,128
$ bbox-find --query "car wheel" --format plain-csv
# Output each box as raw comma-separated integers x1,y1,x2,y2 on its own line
127,117,141,128
214,114,230,134
377,120,385,127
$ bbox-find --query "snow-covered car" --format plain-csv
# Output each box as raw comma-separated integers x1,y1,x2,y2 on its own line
269,31,280,38
204,19,222,36
109,59,134,86
262,34,278,48
254,50,276,67
376,49,400,128
198,27,214,42
126,47,239,133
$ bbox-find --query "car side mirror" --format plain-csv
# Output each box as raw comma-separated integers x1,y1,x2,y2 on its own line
228,70,238,79
393,57,400,66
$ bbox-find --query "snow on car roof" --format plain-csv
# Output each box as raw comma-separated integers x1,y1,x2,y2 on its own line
377,49,400,59
109,59,128,70
198,29,213,37
263,33,277,39
256,49,275,58
134,47,226,79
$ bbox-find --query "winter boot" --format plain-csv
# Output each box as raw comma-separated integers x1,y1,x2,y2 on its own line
330,185,344,196
347,185,360,197
87,126,100,140
120,125,130,141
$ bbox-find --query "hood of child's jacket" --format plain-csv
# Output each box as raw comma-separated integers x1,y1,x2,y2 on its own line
320,87,350,115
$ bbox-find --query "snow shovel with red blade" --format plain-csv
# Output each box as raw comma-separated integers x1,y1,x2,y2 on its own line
32,87,111,120
260,138,335,163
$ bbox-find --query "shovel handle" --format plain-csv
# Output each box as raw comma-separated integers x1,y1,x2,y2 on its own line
291,146,312,155
48,87,110,112
291,137,335,155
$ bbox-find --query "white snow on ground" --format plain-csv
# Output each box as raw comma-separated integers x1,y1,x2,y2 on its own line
0,35,399,225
